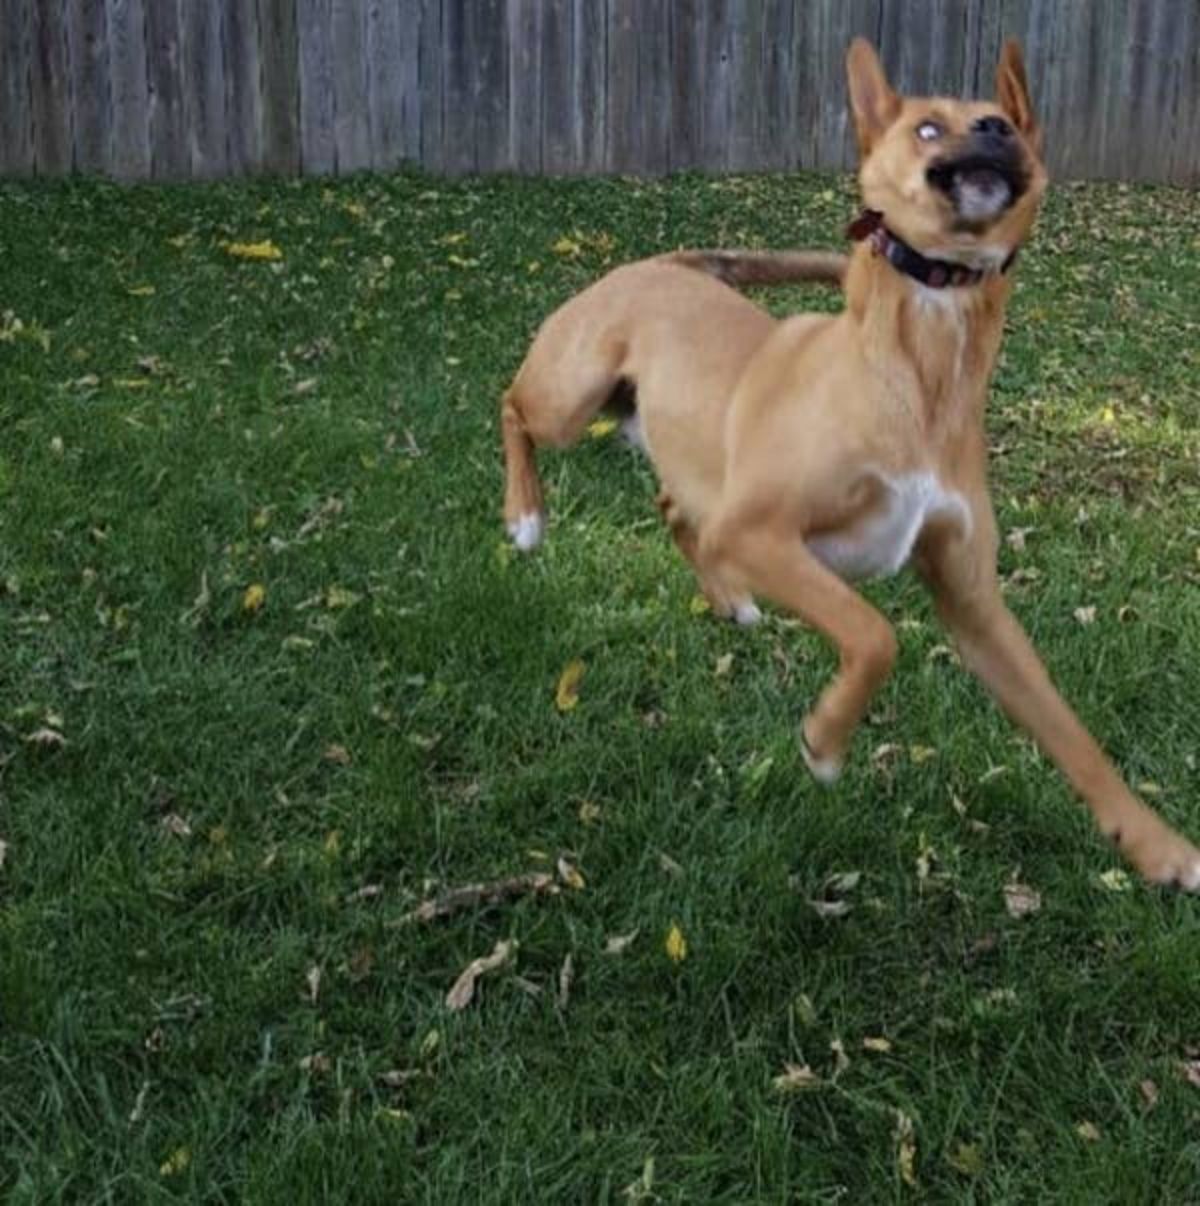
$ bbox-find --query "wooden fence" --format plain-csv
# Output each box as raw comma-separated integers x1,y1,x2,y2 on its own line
1,1,1197,184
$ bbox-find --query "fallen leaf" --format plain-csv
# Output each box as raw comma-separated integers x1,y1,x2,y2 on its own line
1135,781,1163,797
1098,868,1132,892
587,417,618,438
772,1063,820,1093
242,583,266,613
225,239,283,261
555,659,586,711
1003,880,1042,919
910,744,938,764
947,1141,984,1177
346,946,375,982
551,235,582,257
604,929,638,955
1073,606,1097,626
0,838,7,870
1139,1078,1159,1109
621,1154,655,1202
445,938,516,1010
128,1079,150,1124
299,1052,331,1074
1075,1121,1101,1142
665,923,688,964
577,800,602,825
323,743,352,766
830,1038,851,1078
127,284,157,297
714,652,734,677
305,964,321,1005
1006,526,1034,552
395,872,556,924
557,953,574,1011
895,1110,918,1187
557,855,585,890
159,1146,191,1177
345,883,383,904
160,813,192,838
658,852,683,877
1182,1060,1200,1089
25,727,66,748
823,870,862,895
324,585,360,610
688,593,711,616
808,899,852,919
862,1036,893,1053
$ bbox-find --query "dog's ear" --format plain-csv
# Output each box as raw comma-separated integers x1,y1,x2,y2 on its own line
846,38,900,156
996,40,1042,153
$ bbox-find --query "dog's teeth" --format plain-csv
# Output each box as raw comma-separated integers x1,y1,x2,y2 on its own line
508,511,545,552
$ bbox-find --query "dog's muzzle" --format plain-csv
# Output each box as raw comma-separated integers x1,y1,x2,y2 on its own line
927,125,1028,227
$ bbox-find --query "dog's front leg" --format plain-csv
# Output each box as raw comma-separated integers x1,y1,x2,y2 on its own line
702,518,897,781
921,540,1200,889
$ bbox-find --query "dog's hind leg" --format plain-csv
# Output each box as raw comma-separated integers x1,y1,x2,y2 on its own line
656,490,761,625
501,350,628,551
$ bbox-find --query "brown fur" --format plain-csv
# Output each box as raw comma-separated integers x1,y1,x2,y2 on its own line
499,39,1200,890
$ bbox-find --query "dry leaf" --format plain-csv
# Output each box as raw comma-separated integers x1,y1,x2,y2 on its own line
1098,868,1132,892
445,938,516,1010
1006,526,1034,552
557,953,574,1011
1073,606,1097,626
395,872,556,924
1139,1078,1160,1109
809,899,852,919
577,800,602,825
1182,1060,1200,1089
555,659,586,711
551,235,582,257
714,652,734,677
345,883,383,904
128,1079,150,1124
862,1036,893,1053
910,744,938,764
160,813,192,838
895,1110,918,1187
556,855,585,890
299,1052,331,1074
242,583,266,613
159,1146,191,1177
665,923,688,964
1075,1121,1101,1142
1003,880,1042,918
772,1063,820,1093
604,929,639,955
830,1038,850,1078
224,239,283,261
25,727,66,748
305,964,321,1005
323,743,352,765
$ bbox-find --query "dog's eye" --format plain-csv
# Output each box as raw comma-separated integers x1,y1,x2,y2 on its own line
916,121,943,142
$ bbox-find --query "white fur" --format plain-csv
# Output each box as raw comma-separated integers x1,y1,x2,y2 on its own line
801,739,842,785
808,471,970,582
508,511,544,552
620,412,647,452
926,244,1012,273
733,600,762,626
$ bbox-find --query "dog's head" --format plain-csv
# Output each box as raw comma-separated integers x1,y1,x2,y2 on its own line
846,38,1047,271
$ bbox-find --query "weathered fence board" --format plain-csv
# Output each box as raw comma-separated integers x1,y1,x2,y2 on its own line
2,0,1198,185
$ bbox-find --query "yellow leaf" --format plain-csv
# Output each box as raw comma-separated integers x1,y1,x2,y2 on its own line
127,284,157,297
1098,868,1132,892
224,239,283,262
242,583,266,613
665,922,688,963
1075,1121,1101,1142
689,594,711,616
772,1062,820,1093
895,1111,918,1187
555,659,585,712
557,855,586,890
909,745,938,764
551,235,582,257
862,1036,893,1053
578,800,602,825
587,417,618,438
159,1147,191,1177
323,829,341,857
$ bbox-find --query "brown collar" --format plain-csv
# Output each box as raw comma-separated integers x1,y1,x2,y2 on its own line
847,209,1017,288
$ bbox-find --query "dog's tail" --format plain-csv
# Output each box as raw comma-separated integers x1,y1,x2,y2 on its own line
663,248,848,289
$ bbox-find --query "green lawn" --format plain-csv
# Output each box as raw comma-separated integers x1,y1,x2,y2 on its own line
2,168,1199,1203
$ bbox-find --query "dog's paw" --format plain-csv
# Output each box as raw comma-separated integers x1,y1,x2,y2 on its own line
1108,808,1200,892
733,601,762,627
507,511,544,552
800,731,842,785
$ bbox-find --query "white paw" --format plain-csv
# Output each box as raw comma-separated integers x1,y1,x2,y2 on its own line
733,601,762,627
507,511,544,552
801,735,842,785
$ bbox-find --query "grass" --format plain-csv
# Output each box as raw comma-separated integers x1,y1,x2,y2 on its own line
1,165,1199,1203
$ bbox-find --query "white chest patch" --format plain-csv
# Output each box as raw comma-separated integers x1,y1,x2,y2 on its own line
808,472,970,581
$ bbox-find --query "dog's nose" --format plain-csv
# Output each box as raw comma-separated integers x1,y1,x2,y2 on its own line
972,116,1013,139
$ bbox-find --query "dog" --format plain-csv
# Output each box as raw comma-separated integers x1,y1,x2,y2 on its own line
499,39,1200,890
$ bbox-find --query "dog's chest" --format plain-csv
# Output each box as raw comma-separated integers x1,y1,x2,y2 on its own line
808,472,970,581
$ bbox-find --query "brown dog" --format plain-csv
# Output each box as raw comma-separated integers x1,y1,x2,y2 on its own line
500,39,1200,890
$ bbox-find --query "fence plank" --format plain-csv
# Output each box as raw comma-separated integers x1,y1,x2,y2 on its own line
66,0,110,174
258,0,300,174
298,0,335,174
183,2,227,178
332,0,370,172
0,0,33,175
223,0,263,175
145,0,188,178
107,0,150,180
4,0,1199,184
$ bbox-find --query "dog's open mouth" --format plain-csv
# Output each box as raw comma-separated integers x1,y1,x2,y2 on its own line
927,155,1026,226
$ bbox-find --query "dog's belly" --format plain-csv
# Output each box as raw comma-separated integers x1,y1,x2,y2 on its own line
808,471,970,581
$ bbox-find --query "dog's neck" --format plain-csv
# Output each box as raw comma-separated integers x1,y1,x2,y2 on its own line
844,235,1013,440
